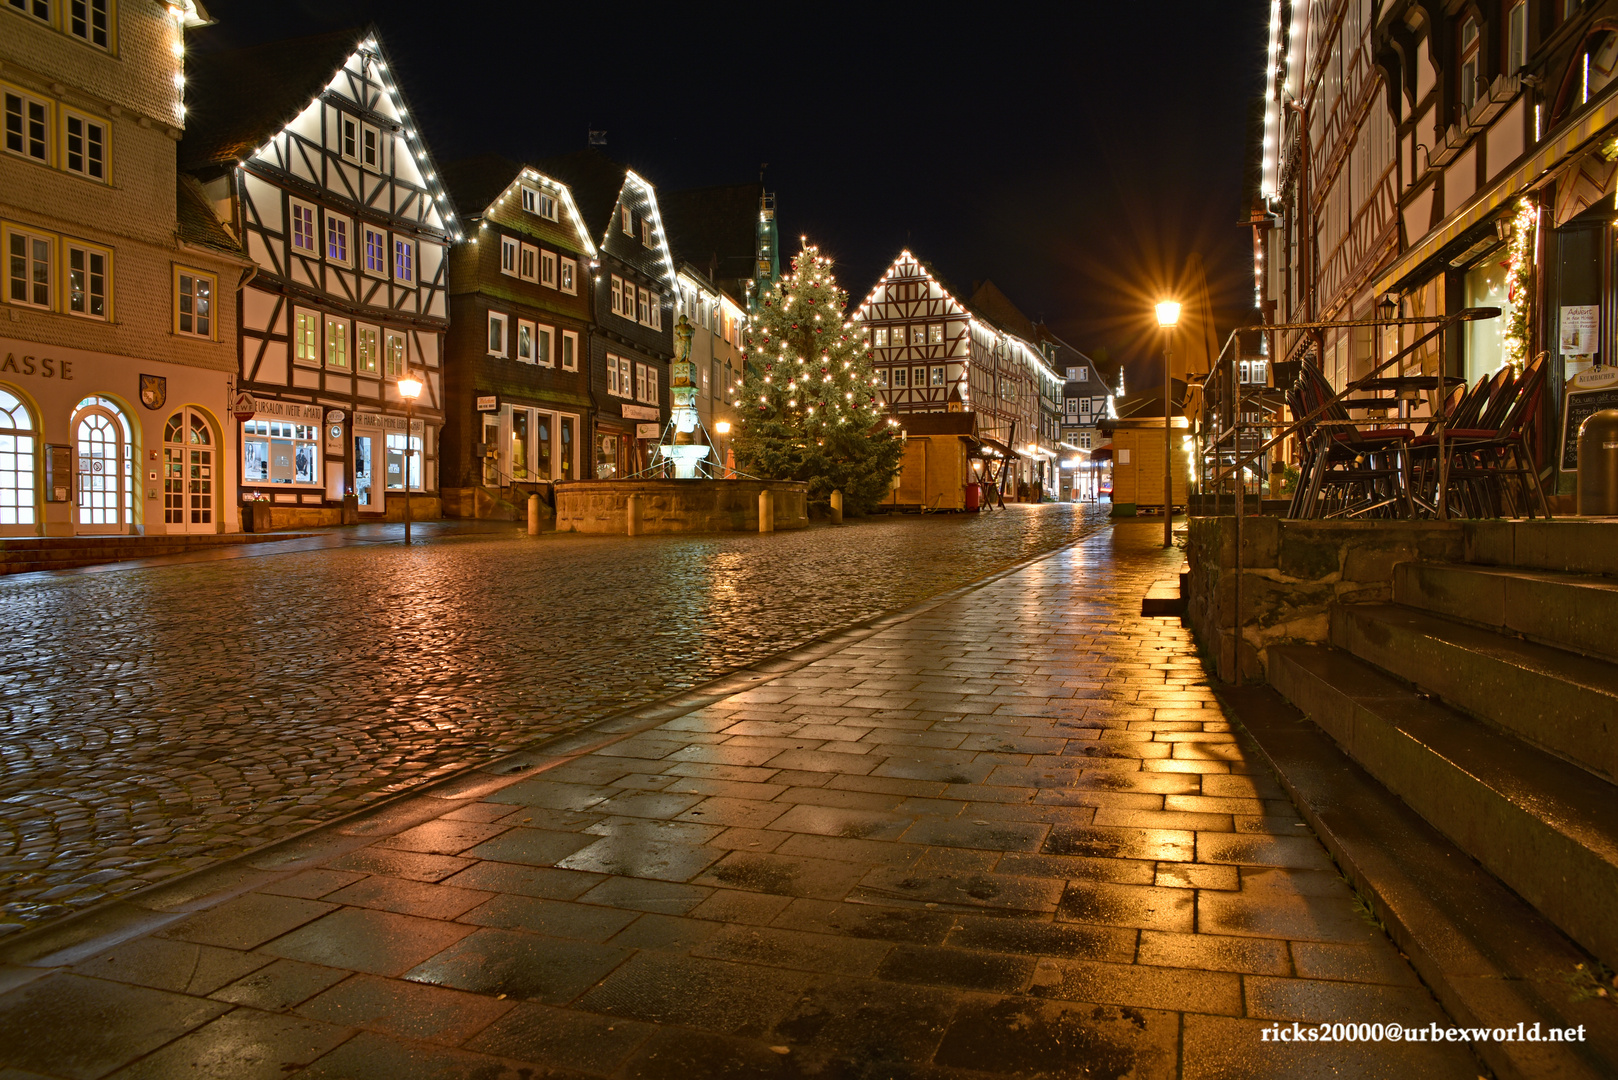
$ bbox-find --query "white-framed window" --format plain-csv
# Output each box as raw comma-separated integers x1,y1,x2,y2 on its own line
648,290,662,330
8,0,51,25
1075,366,1088,382
325,212,350,265
1079,397,1092,416
559,258,575,294
619,356,632,397
912,367,926,389
873,327,887,348
1508,1,1529,73
561,329,578,371
640,218,651,246
647,367,658,404
520,185,539,214
4,90,49,164
893,367,908,389
393,237,414,283
1065,366,1079,380
361,123,382,171
68,0,110,48
6,229,51,309
607,352,621,396
1065,398,1079,418
356,323,379,374
175,267,214,338
875,368,889,388
384,328,407,377
386,431,422,490
488,311,507,357
536,324,553,367
634,362,647,402
928,324,943,345
293,309,319,365
0,387,38,527
340,116,359,163
65,242,106,319
515,318,535,364
930,366,944,386
363,225,386,275
63,111,105,180
637,287,649,324
243,419,321,485
1460,17,1481,113
1079,432,1092,449
610,275,625,315
541,250,556,287
289,199,317,254
324,314,348,368
911,325,926,346
538,191,557,220
621,205,633,235
499,235,518,277
519,242,538,282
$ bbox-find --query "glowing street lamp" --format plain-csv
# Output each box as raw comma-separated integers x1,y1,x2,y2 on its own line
397,372,422,545
1155,301,1181,549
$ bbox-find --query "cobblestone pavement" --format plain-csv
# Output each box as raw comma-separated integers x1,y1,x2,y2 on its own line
0,505,1111,929
0,521,1476,1079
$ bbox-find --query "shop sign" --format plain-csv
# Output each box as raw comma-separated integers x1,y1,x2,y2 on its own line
1561,306,1599,354
0,353,74,380
248,398,324,421
325,409,346,424
353,410,424,434
232,391,257,422
622,404,659,420
476,395,499,412
635,423,661,439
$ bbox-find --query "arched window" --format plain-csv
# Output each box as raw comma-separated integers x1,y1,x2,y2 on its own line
72,395,132,533
0,389,38,530
163,407,215,530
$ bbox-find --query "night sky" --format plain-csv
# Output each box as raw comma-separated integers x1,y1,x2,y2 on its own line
199,0,1269,386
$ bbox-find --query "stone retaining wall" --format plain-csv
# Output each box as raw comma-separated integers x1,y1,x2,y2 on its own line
555,480,809,534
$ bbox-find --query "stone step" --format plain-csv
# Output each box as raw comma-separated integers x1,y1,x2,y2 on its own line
1396,561,1618,665
1220,680,1618,1080
1268,644,1618,975
1331,603,1618,782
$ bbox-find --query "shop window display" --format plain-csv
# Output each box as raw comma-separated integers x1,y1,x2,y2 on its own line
243,420,320,485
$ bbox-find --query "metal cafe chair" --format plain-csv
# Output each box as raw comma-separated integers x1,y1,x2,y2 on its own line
1290,360,1416,520
1436,356,1551,519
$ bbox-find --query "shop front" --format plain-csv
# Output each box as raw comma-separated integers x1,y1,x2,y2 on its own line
594,402,661,479
0,336,234,536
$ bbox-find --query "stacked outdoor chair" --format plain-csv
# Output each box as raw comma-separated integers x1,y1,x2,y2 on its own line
1409,356,1550,519
1288,360,1415,519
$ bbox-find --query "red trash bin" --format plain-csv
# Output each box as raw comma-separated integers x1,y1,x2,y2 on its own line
964,483,981,511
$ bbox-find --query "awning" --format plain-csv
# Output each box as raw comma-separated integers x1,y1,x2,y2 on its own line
975,436,1020,460
1091,443,1114,462
1374,82,1618,297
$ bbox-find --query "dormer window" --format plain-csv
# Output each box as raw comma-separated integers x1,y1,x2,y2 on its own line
640,218,651,246
621,205,633,236
521,186,559,221
1459,18,1481,114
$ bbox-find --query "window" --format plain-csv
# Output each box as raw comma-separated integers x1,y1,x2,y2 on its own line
288,200,316,254
500,235,518,276
561,329,578,370
516,318,534,363
1079,397,1092,416
66,243,105,318
876,368,889,388
1075,366,1088,382
1066,366,1080,380
1460,18,1481,113
519,242,538,282
930,366,945,387
647,366,658,404
393,237,414,283
911,325,926,346
293,310,318,364
541,250,556,287
384,329,406,377
893,367,908,389
243,419,320,485
640,218,651,246
488,311,507,357
356,324,378,373
1079,432,1092,449
325,213,350,264
610,274,624,315
1065,398,1079,418
7,230,50,308
386,432,422,490
324,314,348,368
5,91,48,163
521,186,538,214
913,367,926,388
64,112,105,180
361,123,381,171
341,116,359,162
619,356,632,397
634,362,647,401
637,287,649,324
873,327,887,348
1508,2,1528,73
539,191,557,220
621,205,633,235
536,324,552,366
608,353,622,396
8,0,50,23
648,290,662,330
363,226,386,274
0,388,37,527
175,268,214,338
928,324,943,344
68,0,108,48
559,258,575,294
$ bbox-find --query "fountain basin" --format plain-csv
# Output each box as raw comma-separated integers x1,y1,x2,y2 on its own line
554,479,809,534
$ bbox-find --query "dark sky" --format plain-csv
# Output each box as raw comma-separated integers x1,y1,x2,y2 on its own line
200,0,1269,385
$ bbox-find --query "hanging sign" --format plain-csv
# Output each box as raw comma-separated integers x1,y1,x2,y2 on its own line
476,395,498,412
635,423,661,439
232,391,257,423
1560,306,1599,355
622,404,659,420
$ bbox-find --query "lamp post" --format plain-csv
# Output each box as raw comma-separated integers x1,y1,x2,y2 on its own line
397,371,422,545
1155,300,1181,549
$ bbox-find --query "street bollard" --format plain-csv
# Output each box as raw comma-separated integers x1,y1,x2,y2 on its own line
830,489,843,525
759,489,773,533
627,493,643,536
527,494,540,535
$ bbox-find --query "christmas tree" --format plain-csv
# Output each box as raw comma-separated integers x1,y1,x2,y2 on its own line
732,243,902,512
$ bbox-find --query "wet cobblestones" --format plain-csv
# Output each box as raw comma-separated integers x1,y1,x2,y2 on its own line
0,505,1108,928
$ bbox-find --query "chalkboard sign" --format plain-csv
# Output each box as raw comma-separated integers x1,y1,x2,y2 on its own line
1560,386,1618,470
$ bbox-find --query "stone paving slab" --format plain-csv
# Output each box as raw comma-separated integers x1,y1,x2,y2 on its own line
0,522,1483,1077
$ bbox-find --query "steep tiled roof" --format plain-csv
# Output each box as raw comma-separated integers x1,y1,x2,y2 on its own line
660,183,761,284
966,280,1038,342
175,174,246,258
536,148,629,237
180,27,365,169
440,154,524,217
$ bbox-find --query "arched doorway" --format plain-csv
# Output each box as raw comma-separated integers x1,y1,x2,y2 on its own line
72,397,132,534
163,407,215,532
0,388,39,535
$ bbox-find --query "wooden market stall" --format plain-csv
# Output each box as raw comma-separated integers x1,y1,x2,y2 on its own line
1101,416,1191,514
886,412,987,512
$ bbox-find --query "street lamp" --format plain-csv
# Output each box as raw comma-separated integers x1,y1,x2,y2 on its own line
397,371,423,545
1155,300,1182,549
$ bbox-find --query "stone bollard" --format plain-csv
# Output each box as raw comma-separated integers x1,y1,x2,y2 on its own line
527,494,541,535
830,489,844,525
759,489,774,533
626,494,643,536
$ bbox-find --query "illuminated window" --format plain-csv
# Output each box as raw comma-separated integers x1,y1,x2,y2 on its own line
873,327,887,348
928,324,943,344
290,201,316,254
293,310,318,364
621,205,633,235
356,324,378,373
384,330,407,377
325,213,349,264
393,237,414,283
175,268,214,338
324,314,348,368
911,325,926,346
66,243,106,318
363,226,386,274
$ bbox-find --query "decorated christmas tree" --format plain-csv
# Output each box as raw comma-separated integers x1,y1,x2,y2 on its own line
732,243,902,512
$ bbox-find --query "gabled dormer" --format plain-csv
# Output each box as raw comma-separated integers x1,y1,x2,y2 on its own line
445,155,594,303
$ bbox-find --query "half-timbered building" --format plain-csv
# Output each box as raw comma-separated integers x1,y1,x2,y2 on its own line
541,150,675,480
181,27,458,525
854,252,1062,498
439,156,593,516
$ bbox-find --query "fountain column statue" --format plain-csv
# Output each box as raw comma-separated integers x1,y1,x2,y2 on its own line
660,314,712,478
